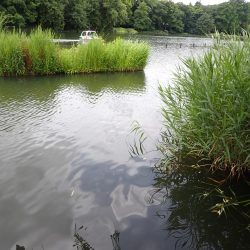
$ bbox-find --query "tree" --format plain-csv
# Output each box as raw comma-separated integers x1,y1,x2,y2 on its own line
133,1,151,31
0,0,248,34
85,0,101,31
196,13,215,34
178,3,203,34
64,0,88,30
37,0,67,31
212,0,249,34
100,0,129,31
165,1,184,33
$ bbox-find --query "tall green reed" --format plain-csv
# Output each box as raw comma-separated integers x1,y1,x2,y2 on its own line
0,12,149,76
28,27,60,74
0,26,149,76
59,38,149,74
160,32,250,177
0,31,25,76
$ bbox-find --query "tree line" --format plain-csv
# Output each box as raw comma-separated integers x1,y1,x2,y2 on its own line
0,0,249,35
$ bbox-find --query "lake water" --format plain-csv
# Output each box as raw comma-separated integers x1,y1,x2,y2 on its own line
1,35,245,250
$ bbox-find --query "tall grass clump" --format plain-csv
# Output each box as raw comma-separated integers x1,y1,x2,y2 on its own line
28,27,60,74
0,14,149,76
59,40,107,74
0,13,25,76
59,38,149,74
160,33,250,177
105,39,149,71
0,31,26,76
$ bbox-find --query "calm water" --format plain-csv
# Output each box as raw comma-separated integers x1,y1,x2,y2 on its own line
0,36,237,250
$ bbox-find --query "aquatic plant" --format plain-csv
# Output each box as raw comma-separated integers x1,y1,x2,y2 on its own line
28,27,60,74
157,34,250,239
0,27,149,76
59,38,149,74
0,31,26,76
160,32,250,177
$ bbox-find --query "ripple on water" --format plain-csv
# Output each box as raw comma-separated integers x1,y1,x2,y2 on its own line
0,38,212,249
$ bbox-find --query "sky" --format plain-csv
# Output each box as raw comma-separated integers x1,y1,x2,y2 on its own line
172,0,249,5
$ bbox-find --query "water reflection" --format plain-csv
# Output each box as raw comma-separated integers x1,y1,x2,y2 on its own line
16,228,122,250
0,72,145,101
150,162,250,250
0,35,215,249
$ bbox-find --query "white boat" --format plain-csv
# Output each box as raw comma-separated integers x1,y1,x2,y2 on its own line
79,30,99,44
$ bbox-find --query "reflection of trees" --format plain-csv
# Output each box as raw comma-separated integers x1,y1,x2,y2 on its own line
73,225,95,250
150,161,250,250
16,246,25,250
0,72,145,103
16,226,122,250
73,225,121,250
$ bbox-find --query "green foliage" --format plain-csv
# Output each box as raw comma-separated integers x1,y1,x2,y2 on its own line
59,38,149,74
211,0,249,33
196,13,215,34
0,28,149,76
64,0,88,31
0,12,8,30
0,31,25,76
151,1,184,33
0,0,249,35
113,27,138,35
37,0,66,31
28,27,59,74
133,1,151,31
160,33,250,176
100,0,129,32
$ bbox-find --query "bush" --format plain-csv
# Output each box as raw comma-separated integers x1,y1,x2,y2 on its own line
160,33,250,177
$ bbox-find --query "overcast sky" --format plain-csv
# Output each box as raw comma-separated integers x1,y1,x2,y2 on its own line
172,0,249,5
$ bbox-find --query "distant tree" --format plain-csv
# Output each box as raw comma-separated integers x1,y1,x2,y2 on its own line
11,12,25,27
165,1,184,33
178,3,203,34
229,0,249,32
37,0,67,30
212,0,249,34
151,1,169,30
100,0,129,31
0,0,248,34
86,0,101,30
64,0,88,30
133,1,151,31
196,13,215,34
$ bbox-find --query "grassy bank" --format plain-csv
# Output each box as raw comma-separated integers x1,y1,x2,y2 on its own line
0,28,149,76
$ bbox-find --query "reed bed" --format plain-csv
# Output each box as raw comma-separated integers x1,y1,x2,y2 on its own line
0,28,149,76
160,33,250,177
59,38,149,74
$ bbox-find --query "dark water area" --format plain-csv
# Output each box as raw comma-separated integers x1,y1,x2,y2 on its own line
1,36,248,250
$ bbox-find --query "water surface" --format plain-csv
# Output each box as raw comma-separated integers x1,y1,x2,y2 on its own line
0,36,223,250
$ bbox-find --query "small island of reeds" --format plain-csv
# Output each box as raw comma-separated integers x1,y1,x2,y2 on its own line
0,27,149,76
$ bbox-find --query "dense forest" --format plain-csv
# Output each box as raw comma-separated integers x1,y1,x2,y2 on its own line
0,0,249,35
